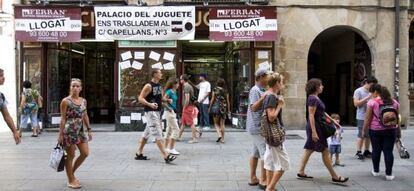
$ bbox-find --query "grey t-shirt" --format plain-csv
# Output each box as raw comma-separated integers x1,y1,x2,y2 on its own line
263,94,284,127
246,85,265,135
353,87,370,120
182,82,194,108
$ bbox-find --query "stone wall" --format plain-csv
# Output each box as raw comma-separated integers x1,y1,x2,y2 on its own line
272,0,410,128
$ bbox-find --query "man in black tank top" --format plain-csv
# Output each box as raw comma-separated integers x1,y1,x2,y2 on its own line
134,69,177,163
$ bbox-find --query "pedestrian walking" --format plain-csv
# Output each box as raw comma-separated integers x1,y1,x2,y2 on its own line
209,78,230,143
196,74,211,130
58,78,92,189
134,69,177,163
247,68,270,189
362,84,399,181
297,78,349,183
0,68,20,144
262,72,290,191
163,78,181,155
19,80,41,137
328,113,344,166
353,76,378,160
177,74,201,142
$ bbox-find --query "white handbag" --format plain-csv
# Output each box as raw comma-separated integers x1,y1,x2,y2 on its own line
49,144,66,172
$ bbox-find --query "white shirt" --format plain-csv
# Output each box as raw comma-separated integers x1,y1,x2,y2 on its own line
197,81,211,104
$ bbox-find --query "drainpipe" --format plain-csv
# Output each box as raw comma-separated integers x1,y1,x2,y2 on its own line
394,0,400,101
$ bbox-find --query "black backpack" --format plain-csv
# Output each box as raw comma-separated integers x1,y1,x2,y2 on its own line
374,99,399,128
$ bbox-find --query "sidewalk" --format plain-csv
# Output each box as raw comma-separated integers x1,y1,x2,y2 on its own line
0,129,413,191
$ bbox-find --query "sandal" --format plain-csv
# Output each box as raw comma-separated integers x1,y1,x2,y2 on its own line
31,134,38,137
248,182,259,186
216,137,222,143
297,173,313,179
134,154,149,160
67,182,81,189
332,176,349,183
164,154,177,163
258,184,267,190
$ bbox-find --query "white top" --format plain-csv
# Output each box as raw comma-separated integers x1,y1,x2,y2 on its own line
197,81,211,104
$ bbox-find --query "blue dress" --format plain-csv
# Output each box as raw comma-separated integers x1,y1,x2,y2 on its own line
304,95,328,152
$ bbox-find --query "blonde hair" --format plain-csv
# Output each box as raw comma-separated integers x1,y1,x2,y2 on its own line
331,113,340,120
268,72,282,88
71,78,82,84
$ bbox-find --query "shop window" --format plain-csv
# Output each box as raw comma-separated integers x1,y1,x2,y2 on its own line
119,49,177,108
47,48,70,113
254,49,272,71
23,49,42,91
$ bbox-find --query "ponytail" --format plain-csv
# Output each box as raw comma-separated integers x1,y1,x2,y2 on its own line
380,86,393,105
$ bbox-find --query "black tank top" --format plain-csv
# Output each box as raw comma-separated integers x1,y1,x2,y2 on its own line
144,82,162,112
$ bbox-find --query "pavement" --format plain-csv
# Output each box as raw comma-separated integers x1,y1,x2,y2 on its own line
0,128,414,191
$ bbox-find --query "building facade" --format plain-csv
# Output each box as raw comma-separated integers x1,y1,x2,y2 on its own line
8,0,413,130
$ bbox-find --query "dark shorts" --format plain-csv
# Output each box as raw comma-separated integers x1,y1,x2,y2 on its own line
329,145,341,154
357,120,369,138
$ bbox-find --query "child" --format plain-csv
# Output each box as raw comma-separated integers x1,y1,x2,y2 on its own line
181,100,200,143
328,113,344,167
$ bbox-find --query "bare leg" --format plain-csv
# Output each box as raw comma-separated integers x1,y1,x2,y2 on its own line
220,118,225,142
298,149,313,175
335,153,340,164
169,139,176,150
155,139,168,158
136,137,147,155
356,138,363,152
178,125,185,140
364,138,371,151
32,128,37,136
214,117,221,138
267,170,284,191
249,157,259,184
260,160,267,185
65,145,79,187
73,143,89,173
322,149,339,179
165,138,170,149
330,154,334,165
190,124,198,140
266,169,273,188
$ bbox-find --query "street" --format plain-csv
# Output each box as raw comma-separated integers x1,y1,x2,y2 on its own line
0,128,413,191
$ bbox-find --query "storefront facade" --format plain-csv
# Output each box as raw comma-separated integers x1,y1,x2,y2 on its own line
16,1,277,131
14,0,412,130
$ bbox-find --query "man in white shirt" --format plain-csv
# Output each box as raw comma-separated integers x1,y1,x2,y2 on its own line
196,74,211,130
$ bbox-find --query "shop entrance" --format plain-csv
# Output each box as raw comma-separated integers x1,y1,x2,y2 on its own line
307,27,372,125
47,42,115,123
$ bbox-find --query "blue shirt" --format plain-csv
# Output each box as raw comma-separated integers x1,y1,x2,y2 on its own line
165,89,177,111
353,87,370,120
246,85,266,135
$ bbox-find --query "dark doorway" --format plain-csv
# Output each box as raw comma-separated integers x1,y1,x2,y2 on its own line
307,27,372,125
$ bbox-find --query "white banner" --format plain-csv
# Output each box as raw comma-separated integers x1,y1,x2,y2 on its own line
209,18,277,32
15,18,81,32
94,6,195,40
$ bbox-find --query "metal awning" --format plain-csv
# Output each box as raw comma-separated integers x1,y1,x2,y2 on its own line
164,0,269,5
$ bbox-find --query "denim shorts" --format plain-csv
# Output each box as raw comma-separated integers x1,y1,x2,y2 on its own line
20,112,39,129
357,120,369,138
329,145,342,154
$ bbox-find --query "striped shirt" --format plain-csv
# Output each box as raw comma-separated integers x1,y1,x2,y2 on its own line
246,85,265,135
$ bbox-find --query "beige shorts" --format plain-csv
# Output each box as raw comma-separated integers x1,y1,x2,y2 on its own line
264,144,290,171
164,110,180,140
142,111,163,141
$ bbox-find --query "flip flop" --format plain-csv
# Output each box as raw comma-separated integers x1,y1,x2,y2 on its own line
164,154,177,163
67,183,81,189
134,154,149,160
297,173,313,179
258,184,267,190
332,176,349,183
248,182,259,186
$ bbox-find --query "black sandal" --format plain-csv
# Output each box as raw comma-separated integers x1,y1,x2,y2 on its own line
258,184,267,190
135,154,149,160
216,137,222,143
297,173,313,179
332,176,349,183
164,154,177,163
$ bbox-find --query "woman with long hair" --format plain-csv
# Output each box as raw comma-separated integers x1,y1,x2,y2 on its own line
362,84,399,180
58,78,92,189
209,78,230,143
19,80,41,137
297,78,349,183
163,78,180,155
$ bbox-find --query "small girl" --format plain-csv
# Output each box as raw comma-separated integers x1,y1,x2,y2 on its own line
181,100,200,143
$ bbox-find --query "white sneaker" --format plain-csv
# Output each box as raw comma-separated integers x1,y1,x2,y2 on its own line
202,126,211,130
169,149,180,155
371,170,380,177
386,175,395,181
